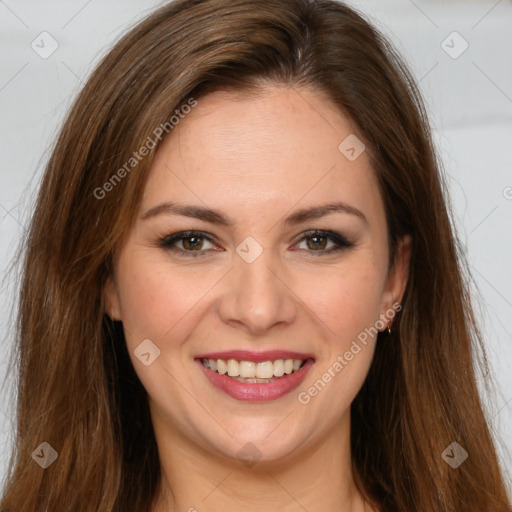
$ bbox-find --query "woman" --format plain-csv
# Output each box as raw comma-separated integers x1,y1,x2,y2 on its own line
1,0,510,510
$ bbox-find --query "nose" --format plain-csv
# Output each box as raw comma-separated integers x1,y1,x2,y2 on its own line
217,248,297,336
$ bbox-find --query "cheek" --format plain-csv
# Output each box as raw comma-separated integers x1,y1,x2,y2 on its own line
115,250,224,348
294,262,383,416
297,258,384,342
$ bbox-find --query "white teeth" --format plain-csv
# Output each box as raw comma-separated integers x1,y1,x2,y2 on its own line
256,361,274,379
227,359,239,376
240,361,256,378
273,359,285,377
217,359,227,375
201,357,307,378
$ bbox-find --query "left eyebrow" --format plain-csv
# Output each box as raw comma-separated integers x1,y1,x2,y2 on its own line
140,200,368,227
283,201,368,227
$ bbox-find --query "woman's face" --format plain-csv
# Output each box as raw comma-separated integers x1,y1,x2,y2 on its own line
105,85,410,465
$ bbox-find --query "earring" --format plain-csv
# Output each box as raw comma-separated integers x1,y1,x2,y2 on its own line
387,321,392,335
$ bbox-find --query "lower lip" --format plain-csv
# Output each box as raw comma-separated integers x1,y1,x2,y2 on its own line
195,358,315,402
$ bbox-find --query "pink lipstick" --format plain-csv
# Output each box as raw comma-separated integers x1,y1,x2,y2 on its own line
194,350,315,402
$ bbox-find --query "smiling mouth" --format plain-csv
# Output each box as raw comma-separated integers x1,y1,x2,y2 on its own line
199,357,309,383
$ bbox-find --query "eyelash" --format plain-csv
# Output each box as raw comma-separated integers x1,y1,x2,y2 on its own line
157,230,354,258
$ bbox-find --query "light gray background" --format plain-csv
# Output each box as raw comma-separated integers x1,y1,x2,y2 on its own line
1,0,511,491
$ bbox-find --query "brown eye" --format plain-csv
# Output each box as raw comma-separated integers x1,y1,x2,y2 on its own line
181,235,205,251
305,234,329,250
159,231,217,257
294,230,354,255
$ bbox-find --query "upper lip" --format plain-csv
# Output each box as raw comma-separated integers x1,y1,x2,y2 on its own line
195,350,315,363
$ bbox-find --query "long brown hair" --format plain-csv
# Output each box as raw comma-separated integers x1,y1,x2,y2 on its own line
1,0,510,510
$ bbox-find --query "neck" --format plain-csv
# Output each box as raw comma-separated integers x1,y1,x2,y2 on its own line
149,405,376,512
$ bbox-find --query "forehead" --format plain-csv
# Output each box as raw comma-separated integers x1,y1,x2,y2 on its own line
162,85,359,171
140,85,384,227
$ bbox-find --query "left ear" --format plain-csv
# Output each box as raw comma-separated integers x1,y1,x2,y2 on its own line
379,234,412,322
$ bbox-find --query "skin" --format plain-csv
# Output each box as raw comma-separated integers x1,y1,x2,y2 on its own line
104,84,411,512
